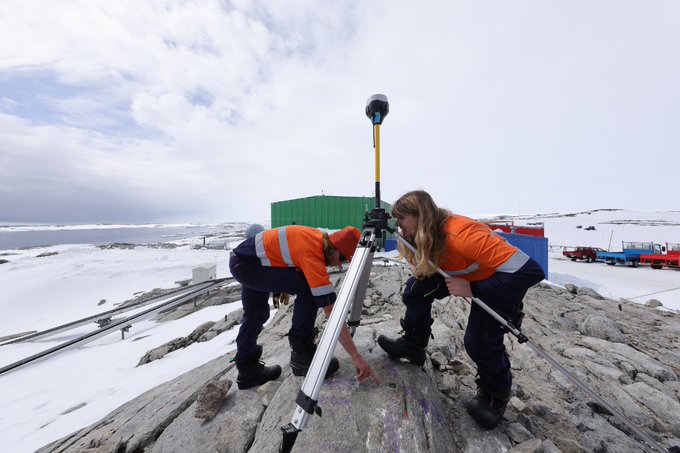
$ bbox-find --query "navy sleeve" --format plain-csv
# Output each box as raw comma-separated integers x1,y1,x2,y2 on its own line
233,237,257,258
314,292,337,308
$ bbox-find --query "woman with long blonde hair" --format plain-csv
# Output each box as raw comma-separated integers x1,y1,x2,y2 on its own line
390,190,450,277
379,190,545,429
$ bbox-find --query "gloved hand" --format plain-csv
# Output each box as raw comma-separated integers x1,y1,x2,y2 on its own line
272,293,290,309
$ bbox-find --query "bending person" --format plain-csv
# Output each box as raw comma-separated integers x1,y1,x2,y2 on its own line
230,225,380,389
378,190,544,429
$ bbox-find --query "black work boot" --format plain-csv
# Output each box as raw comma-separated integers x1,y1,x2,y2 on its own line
235,345,282,390
466,379,511,429
377,318,431,366
288,330,340,378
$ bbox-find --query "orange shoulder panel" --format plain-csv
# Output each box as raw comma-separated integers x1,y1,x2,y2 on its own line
264,226,333,294
440,215,517,281
287,227,333,294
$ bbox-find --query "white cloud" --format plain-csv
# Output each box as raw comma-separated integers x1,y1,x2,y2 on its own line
0,1,679,223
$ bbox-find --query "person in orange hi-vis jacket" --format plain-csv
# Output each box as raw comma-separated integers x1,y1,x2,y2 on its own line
378,190,545,429
229,225,380,390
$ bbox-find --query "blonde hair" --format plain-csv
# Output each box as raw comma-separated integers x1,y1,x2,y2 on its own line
391,190,450,278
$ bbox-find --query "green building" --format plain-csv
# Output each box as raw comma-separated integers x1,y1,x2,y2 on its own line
271,195,395,236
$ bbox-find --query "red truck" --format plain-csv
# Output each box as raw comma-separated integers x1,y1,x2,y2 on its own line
639,243,680,269
562,246,605,263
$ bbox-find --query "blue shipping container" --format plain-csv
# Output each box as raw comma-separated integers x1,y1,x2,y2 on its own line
384,238,398,252
498,233,549,278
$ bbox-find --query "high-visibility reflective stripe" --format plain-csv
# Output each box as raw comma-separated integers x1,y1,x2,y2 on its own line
444,262,480,277
311,284,334,296
255,232,271,266
496,248,530,273
255,228,295,268
278,227,294,266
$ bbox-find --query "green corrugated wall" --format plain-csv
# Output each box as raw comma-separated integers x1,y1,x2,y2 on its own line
271,195,395,233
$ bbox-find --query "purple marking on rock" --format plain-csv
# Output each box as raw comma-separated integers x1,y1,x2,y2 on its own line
382,409,401,452
319,396,353,410
377,384,409,452
323,378,356,388
383,357,401,380
433,401,446,425
419,398,430,416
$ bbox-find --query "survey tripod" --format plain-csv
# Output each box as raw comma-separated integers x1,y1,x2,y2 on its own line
279,94,391,453
279,95,679,453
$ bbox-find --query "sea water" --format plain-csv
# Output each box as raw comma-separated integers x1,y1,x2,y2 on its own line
0,224,239,250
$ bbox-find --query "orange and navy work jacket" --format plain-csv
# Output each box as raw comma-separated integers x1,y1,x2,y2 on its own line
235,226,335,299
439,215,530,282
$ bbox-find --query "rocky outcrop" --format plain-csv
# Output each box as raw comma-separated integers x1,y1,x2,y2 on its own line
38,264,680,452
194,380,233,421
136,309,245,365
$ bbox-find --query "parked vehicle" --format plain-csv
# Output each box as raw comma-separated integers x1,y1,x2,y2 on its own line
596,241,654,267
562,246,605,263
639,242,680,270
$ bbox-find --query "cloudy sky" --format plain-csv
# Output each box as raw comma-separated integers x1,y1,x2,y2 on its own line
1,1,678,224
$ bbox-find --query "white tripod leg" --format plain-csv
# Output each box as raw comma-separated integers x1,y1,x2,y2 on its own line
280,233,376,451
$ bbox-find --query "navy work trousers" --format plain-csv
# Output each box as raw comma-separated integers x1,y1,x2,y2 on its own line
402,258,545,394
229,254,320,360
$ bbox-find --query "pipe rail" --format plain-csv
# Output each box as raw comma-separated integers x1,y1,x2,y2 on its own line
1,278,234,346
0,278,230,376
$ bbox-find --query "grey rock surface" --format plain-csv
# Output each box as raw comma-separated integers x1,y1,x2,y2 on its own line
575,287,604,300
38,265,680,453
194,379,233,421
578,314,626,342
646,299,663,308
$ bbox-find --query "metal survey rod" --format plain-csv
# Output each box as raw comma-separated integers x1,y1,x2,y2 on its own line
391,232,675,453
